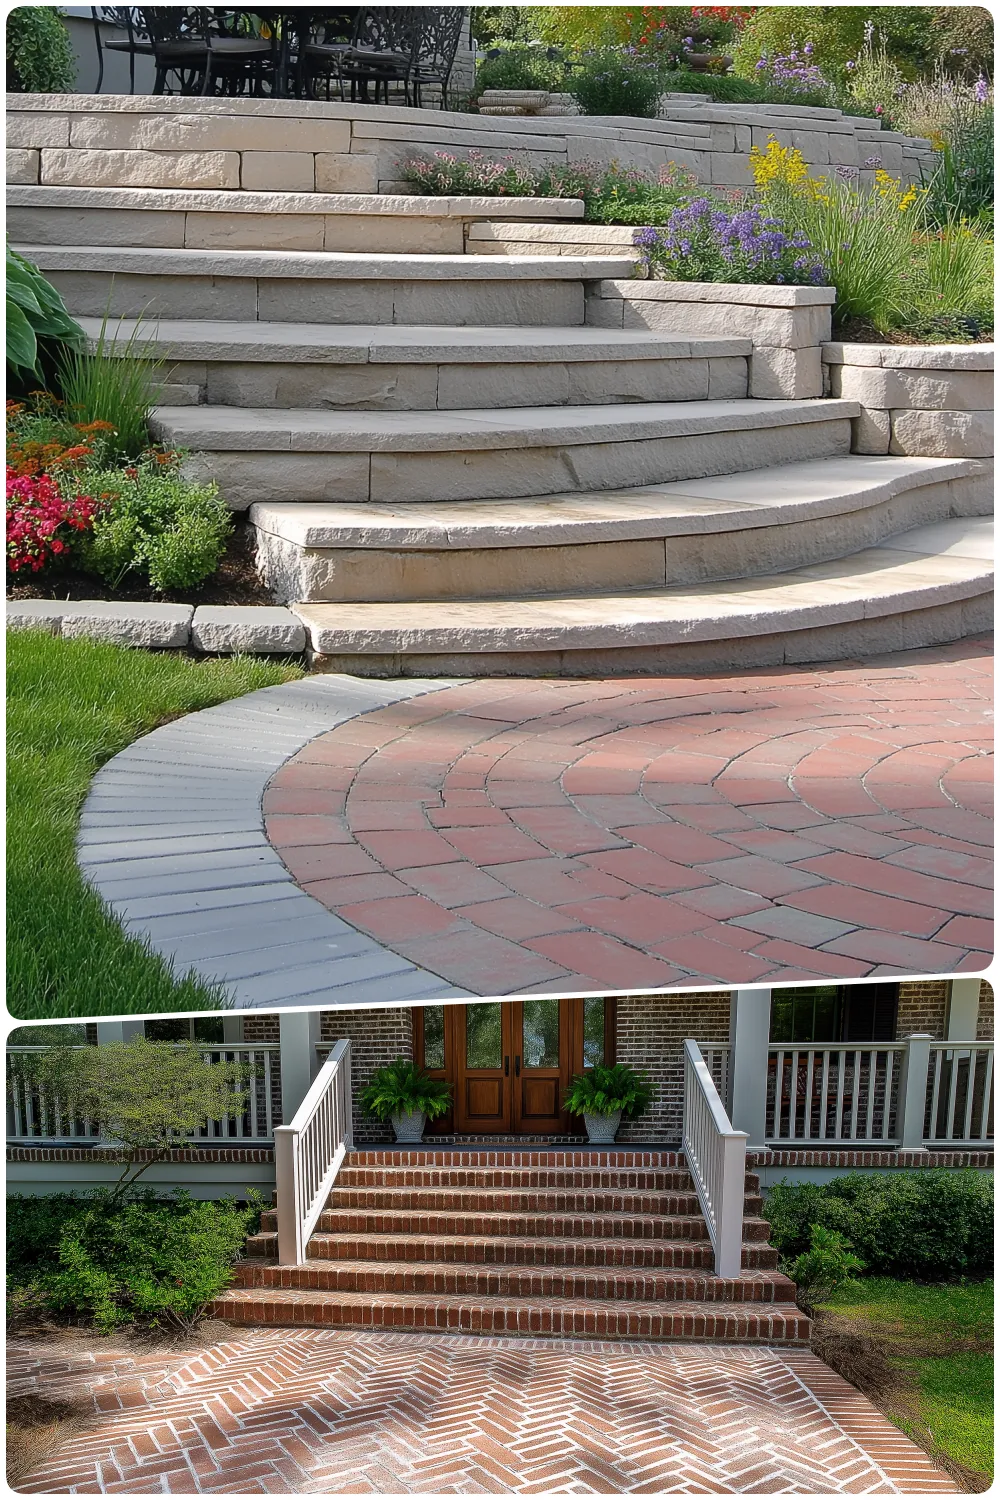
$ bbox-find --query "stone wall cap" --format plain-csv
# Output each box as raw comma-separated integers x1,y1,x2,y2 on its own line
823,341,995,371
6,184,585,220
600,279,836,307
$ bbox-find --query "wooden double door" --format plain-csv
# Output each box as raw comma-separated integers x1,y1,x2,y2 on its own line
413,997,615,1135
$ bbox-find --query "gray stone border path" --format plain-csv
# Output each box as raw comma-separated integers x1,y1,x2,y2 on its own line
78,675,471,1009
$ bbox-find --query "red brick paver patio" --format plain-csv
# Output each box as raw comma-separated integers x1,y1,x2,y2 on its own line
265,640,993,992
11,1329,957,1494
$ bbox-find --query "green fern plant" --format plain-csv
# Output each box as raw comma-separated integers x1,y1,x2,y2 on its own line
563,1064,652,1119
358,1059,453,1121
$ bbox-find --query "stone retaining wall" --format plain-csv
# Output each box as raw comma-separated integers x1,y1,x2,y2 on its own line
824,343,995,458
587,279,835,399
7,92,934,197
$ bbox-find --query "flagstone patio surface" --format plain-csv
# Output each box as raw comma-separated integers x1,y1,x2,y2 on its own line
265,639,993,992
10,1328,957,1494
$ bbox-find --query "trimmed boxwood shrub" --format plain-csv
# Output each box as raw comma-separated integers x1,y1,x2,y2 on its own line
764,1170,993,1281
7,1189,259,1333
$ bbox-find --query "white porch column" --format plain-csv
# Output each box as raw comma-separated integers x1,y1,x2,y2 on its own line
279,1010,322,1124
95,1021,143,1043
727,987,771,1148
947,978,981,1041
222,1016,244,1045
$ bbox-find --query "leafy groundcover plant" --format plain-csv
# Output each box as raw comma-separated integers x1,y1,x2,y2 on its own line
7,1190,259,1334
563,1064,653,1119
359,1059,453,1122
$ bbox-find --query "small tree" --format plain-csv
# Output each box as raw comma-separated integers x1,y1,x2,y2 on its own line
26,1038,252,1205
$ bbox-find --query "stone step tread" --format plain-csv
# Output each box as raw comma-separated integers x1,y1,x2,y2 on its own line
151,398,857,452
21,245,635,280
10,184,586,219
292,517,993,652
80,316,750,364
210,1287,810,1339
251,454,985,549
234,1259,796,1301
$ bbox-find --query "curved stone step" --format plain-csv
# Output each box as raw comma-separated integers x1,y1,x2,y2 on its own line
78,315,751,410
210,1286,811,1342
293,517,993,675
250,455,990,603
24,244,633,326
152,398,855,507
8,183,585,255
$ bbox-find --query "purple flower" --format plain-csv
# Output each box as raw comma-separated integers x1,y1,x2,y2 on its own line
864,155,882,168
845,59,856,71
975,74,990,104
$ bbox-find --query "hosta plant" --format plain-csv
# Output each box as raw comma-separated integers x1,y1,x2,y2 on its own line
563,1064,653,1119
7,246,84,379
359,1059,453,1122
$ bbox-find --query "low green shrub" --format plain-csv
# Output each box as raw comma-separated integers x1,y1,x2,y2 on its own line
76,454,232,593
474,45,565,94
564,1064,652,1119
6,6,76,93
764,1171,994,1281
787,1224,865,1307
662,69,773,104
359,1059,453,1121
7,1190,258,1334
570,50,665,118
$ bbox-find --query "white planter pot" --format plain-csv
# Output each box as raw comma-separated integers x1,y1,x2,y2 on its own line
391,1110,426,1143
583,1111,621,1144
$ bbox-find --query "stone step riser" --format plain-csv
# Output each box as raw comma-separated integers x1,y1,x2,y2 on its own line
179,417,853,511
255,471,990,604
306,592,992,679
324,1190,743,1216
247,1232,780,1270
46,268,588,329
155,353,749,411
232,1262,796,1304
209,1294,810,1344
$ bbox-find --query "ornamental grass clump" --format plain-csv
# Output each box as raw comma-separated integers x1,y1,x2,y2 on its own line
634,198,828,285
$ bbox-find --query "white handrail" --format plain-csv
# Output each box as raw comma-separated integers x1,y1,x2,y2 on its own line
682,1039,747,1279
274,1038,353,1267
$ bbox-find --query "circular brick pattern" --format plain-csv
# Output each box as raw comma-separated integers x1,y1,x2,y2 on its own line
265,639,993,993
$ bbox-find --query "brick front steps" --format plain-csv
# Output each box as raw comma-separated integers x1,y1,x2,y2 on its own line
213,1149,808,1345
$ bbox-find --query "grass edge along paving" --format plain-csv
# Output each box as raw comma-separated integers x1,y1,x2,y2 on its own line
818,1276,994,1490
7,629,302,1020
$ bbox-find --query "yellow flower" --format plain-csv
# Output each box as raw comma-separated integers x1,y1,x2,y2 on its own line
749,135,809,193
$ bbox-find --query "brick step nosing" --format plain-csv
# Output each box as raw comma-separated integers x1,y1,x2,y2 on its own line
209,1289,811,1344
335,1168,700,1189
308,1210,714,1240
324,1188,722,1215
346,1150,688,1166
231,1258,798,1303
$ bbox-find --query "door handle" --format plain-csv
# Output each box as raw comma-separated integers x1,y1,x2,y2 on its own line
504,1055,509,1076
514,1055,521,1077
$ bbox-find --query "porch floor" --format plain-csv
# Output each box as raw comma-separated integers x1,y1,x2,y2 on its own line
10,1327,956,1495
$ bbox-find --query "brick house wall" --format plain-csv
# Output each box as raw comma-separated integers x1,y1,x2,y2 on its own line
615,991,732,1144
320,1007,414,1143
977,980,994,1041
896,980,950,1037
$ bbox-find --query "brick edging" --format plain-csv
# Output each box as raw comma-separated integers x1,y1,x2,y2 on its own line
749,1148,993,1168
7,1145,274,1162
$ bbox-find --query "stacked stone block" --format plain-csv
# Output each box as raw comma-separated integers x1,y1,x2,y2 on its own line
825,343,994,458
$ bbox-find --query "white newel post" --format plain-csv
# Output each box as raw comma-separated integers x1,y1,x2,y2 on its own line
897,1034,932,1151
716,1129,748,1279
947,979,981,1041
727,988,771,1148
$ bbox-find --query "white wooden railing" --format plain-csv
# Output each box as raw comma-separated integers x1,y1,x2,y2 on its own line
765,1037,994,1147
274,1038,353,1266
682,1039,747,1278
6,1044,278,1143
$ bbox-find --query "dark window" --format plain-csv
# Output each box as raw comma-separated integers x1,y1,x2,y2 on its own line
192,1017,225,1044
770,985,898,1044
144,1018,190,1042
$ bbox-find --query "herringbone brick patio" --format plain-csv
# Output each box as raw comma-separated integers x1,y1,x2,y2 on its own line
10,1328,956,1494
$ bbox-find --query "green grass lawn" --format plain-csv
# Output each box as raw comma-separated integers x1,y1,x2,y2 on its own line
7,629,302,1020
821,1278,994,1484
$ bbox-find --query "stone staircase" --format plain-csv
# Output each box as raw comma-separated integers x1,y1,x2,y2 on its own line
212,1149,810,1344
17,197,992,674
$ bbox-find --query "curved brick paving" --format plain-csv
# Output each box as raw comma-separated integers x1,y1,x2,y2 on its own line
11,1329,956,1494
265,639,993,993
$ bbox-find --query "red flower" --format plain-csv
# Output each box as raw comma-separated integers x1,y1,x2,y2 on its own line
6,469,104,576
